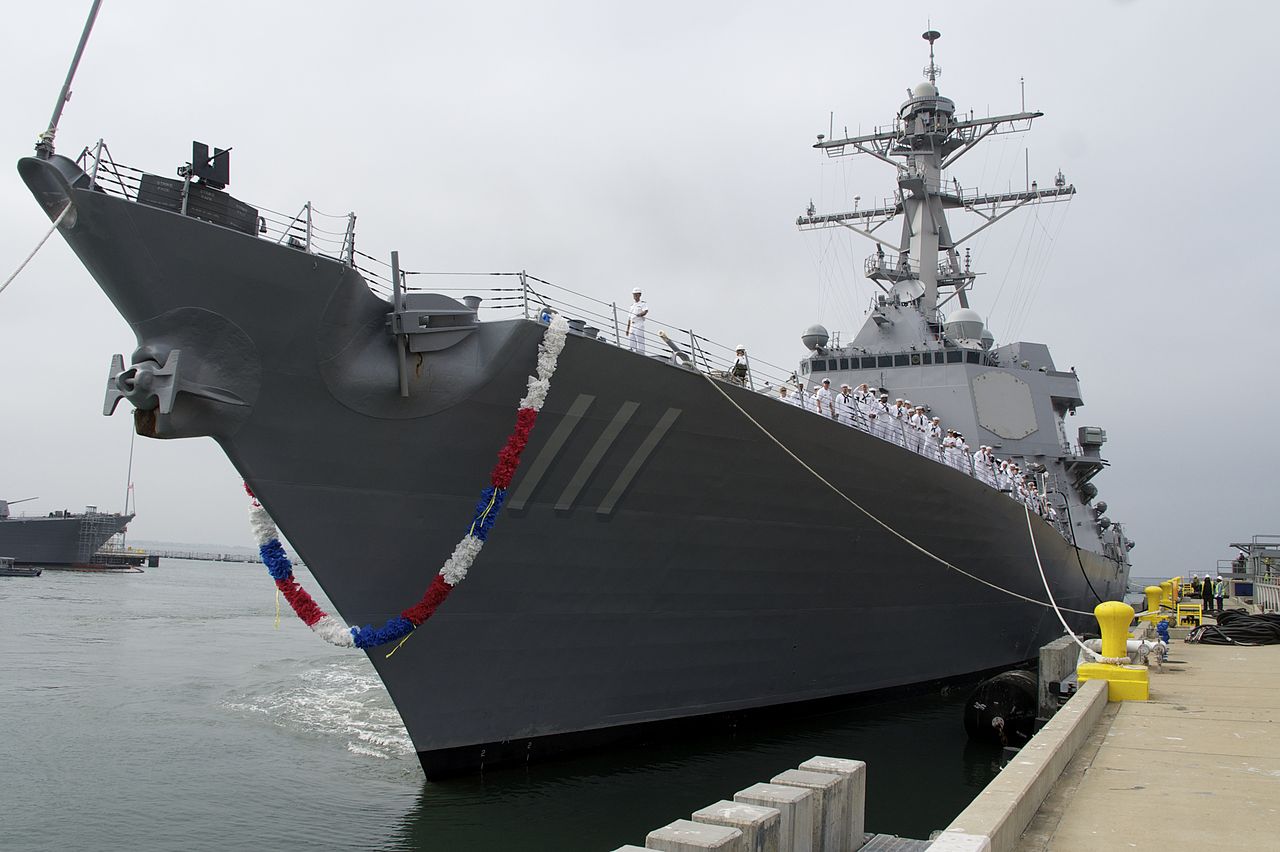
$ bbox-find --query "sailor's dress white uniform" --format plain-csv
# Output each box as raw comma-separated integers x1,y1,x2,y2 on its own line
627,299,647,354
835,392,855,427
928,422,944,460
974,449,995,486
814,386,835,419
907,411,928,454
874,399,893,440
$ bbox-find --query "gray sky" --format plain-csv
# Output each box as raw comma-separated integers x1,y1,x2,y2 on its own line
1,1,1275,577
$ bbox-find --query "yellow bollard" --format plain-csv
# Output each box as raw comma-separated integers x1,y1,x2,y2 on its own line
1138,585,1167,624
1077,600,1149,701
1159,580,1175,610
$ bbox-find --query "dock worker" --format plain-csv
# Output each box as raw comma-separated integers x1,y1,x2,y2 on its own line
1201,572,1214,614
625,287,648,355
1214,576,1227,614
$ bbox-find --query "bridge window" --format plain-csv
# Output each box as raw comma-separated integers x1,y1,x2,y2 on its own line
946,350,963,364
894,354,909,367
966,351,980,364
861,356,877,369
839,357,849,370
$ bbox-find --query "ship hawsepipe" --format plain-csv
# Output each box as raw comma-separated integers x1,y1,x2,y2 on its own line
19,153,1123,778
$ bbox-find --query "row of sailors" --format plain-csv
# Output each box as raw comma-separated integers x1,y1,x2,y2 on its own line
774,378,1058,520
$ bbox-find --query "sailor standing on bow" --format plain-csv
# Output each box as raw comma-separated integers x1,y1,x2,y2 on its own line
625,287,648,355
814,378,836,419
836,384,855,427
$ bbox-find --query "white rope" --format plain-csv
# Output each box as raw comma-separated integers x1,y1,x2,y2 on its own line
701,372,1097,617
0,203,72,297
1023,500,1113,663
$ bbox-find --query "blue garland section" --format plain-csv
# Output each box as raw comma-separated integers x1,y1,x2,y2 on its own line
261,538,293,581
469,486,507,541
352,616,415,649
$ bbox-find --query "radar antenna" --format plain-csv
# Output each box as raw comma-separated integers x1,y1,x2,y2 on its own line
922,29,941,84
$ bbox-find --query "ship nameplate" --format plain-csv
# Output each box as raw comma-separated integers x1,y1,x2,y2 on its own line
973,370,1038,440
555,401,640,511
597,408,682,516
507,393,595,511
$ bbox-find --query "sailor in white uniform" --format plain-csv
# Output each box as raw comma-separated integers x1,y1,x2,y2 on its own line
814,378,836,419
778,385,799,407
907,406,929,454
625,287,648,354
928,417,944,460
835,384,856,427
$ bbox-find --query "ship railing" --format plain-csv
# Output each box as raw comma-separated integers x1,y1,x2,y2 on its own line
73,141,360,269
389,270,802,393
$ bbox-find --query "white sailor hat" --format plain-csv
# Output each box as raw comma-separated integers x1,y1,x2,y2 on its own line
840,383,851,389
632,287,643,294
931,416,941,422
822,378,831,384
735,344,746,351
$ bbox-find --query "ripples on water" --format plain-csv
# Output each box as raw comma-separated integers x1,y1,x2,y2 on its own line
1,561,1000,851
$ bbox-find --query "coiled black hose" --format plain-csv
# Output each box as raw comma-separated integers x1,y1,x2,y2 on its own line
1187,610,1280,645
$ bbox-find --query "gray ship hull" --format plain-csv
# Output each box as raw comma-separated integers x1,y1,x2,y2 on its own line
0,513,132,567
21,153,1126,777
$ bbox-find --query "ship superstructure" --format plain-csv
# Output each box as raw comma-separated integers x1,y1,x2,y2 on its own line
19,26,1131,777
794,31,1131,565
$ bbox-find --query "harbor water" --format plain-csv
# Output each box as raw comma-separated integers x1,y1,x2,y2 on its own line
1,560,1002,851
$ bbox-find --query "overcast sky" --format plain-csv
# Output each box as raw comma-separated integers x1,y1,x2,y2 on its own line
1,1,1275,578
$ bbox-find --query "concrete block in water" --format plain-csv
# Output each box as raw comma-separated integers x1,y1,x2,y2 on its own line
770,769,846,852
798,756,866,850
734,783,815,852
692,800,780,852
647,819,747,852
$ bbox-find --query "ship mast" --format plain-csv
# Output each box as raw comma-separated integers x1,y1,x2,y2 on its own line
797,30,1075,320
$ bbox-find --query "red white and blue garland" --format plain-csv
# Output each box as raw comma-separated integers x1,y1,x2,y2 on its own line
248,315,570,650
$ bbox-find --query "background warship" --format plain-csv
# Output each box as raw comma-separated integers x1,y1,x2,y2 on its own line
19,26,1131,776
0,498,133,569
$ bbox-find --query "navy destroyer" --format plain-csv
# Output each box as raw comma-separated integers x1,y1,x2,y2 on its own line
0,498,133,569
19,27,1131,776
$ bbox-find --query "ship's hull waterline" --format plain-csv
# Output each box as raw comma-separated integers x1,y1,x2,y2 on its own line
21,154,1124,777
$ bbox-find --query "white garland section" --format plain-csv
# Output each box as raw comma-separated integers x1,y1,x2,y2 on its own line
247,314,569,648
248,500,356,648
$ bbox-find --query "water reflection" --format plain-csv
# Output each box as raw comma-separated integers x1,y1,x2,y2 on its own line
388,690,1002,851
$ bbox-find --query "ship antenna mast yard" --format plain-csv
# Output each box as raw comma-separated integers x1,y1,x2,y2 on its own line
797,29,1075,318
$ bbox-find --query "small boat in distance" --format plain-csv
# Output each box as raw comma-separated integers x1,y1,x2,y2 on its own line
0,556,43,578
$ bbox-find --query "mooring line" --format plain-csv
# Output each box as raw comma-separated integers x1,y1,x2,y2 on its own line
700,372,1097,617
1,203,72,297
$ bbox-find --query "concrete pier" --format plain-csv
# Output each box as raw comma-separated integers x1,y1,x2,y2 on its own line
1019,642,1280,851
931,642,1280,851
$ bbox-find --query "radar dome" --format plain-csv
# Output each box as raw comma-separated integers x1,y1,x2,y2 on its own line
980,328,995,351
944,308,984,343
913,81,938,98
801,324,830,351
